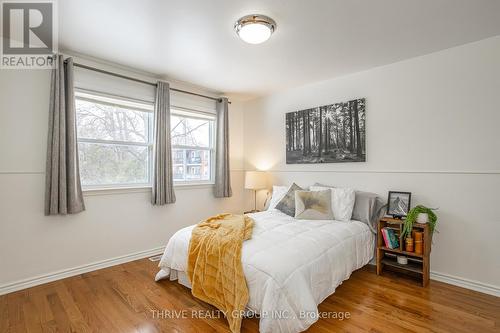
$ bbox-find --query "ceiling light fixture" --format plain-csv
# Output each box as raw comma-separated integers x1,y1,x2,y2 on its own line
234,14,276,44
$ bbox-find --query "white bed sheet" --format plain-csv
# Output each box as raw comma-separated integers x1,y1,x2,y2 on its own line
156,210,374,333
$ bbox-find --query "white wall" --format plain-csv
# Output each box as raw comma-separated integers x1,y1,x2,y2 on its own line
242,36,500,291
0,60,246,292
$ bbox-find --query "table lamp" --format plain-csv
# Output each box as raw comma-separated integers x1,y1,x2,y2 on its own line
245,171,267,212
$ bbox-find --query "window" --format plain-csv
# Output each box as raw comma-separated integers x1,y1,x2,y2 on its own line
75,91,216,189
171,109,215,184
75,91,153,188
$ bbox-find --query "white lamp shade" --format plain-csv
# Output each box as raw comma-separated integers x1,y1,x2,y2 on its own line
245,171,267,190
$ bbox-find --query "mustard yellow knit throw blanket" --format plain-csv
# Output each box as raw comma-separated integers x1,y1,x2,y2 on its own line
187,214,254,333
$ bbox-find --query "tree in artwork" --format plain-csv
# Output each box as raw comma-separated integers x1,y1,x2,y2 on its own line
286,98,366,164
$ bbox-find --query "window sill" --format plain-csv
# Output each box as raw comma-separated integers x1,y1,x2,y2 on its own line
83,186,150,196
174,182,215,189
82,183,215,196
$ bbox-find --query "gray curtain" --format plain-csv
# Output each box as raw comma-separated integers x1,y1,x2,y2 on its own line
214,97,232,198
151,81,176,205
44,55,85,215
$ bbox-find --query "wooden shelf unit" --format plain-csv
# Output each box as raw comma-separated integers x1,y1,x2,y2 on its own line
376,217,431,286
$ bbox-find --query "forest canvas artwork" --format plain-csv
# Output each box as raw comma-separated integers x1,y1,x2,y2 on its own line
286,98,366,164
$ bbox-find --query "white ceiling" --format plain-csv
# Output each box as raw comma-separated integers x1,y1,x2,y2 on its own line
59,0,500,99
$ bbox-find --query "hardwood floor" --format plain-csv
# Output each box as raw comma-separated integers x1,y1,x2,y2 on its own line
1,259,499,332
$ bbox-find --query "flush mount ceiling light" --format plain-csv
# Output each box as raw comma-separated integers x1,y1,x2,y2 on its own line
234,14,276,44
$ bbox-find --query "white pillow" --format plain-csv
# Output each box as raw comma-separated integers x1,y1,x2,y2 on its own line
309,185,355,221
267,185,289,210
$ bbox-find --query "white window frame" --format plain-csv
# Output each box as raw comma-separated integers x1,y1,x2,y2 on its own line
170,107,216,186
75,90,217,191
75,90,154,190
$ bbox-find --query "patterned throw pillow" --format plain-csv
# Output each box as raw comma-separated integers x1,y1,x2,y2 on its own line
310,185,356,222
275,183,302,216
294,190,334,220
267,185,289,210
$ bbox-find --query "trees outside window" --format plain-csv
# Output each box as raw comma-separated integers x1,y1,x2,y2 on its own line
170,111,215,183
76,92,153,188
75,91,216,188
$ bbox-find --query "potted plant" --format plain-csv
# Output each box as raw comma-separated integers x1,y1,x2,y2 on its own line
402,205,438,239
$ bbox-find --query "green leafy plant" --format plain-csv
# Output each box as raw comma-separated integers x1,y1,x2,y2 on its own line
402,205,438,239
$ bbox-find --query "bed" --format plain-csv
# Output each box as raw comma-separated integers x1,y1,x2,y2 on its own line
155,209,374,333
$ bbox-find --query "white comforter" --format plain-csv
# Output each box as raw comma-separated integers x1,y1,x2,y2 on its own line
156,210,374,333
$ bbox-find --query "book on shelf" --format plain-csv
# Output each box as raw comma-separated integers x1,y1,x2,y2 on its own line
381,228,390,248
388,228,400,249
381,227,399,249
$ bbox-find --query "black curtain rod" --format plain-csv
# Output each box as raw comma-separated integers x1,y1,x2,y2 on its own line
55,59,229,104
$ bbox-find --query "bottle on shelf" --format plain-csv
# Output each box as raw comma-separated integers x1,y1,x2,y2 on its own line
405,237,414,252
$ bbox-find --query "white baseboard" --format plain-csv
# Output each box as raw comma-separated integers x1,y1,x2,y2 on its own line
367,262,499,297
430,271,500,297
0,246,165,296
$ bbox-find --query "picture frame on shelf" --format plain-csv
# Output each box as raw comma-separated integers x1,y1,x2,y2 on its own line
387,191,411,218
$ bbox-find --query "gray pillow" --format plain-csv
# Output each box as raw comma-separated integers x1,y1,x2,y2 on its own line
352,191,386,233
314,183,386,233
275,183,302,216
295,190,334,220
